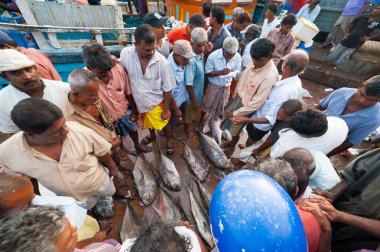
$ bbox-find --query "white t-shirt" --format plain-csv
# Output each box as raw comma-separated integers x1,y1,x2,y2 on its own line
241,38,259,68
0,79,70,133
309,150,341,190
270,116,349,158
260,18,280,38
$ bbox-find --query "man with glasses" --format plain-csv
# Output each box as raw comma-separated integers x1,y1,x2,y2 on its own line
316,75,380,156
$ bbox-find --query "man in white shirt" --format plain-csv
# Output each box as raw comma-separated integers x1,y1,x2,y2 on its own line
240,24,260,69
296,0,321,23
0,49,70,134
260,4,281,38
120,24,177,155
271,110,349,158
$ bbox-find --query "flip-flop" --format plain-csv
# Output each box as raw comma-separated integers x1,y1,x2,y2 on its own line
166,146,174,156
140,136,155,145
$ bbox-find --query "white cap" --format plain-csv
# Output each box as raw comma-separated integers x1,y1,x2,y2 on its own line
0,49,35,73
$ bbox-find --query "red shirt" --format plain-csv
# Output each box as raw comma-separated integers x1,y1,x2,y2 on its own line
290,0,308,12
167,25,190,44
297,207,321,252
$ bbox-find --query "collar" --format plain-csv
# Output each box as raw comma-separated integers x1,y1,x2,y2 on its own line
215,25,226,36
168,53,183,72
194,53,204,61
343,91,378,118
132,45,160,68
250,59,275,72
274,75,299,87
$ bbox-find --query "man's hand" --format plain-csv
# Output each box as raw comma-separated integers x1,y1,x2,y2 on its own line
312,188,334,202
225,112,234,119
298,201,331,233
93,231,107,242
161,109,171,121
251,148,260,158
204,42,213,54
220,68,231,75
191,102,200,109
307,195,343,222
111,136,121,148
110,55,119,67
131,110,139,122
231,116,248,125
174,108,182,117
359,36,368,43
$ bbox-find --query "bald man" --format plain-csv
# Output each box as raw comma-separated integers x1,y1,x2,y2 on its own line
283,147,341,191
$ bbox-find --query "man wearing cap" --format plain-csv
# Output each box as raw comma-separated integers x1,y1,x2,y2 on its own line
0,31,61,81
144,13,172,58
241,24,260,69
167,40,194,142
0,49,70,134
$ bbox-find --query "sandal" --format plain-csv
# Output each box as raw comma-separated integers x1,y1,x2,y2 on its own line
140,136,156,145
166,146,174,156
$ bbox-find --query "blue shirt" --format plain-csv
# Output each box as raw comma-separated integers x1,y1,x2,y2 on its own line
168,53,188,107
205,48,241,87
319,87,380,145
184,53,204,105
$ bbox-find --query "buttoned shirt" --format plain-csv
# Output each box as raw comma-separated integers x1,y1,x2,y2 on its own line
205,48,241,87
62,99,116,143
168,53,188,107
19,47,61,81
241,38,259,68
267,28,295,66
0,121,112,202
270,117,349,158
120,45,176,113
309,150,341,190
207,25,231,52
234,60,279,116
98,64,131,121
0,79,70,133
319,87,380,145
260,18,280,38
167,25,190,44
253,75,303,131
184,52,204,104
296,4,321,22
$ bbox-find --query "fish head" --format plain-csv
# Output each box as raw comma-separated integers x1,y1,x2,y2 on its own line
141,185,158,206
222,159,234,170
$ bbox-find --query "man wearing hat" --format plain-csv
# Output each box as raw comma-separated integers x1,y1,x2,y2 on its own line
144,13,172,58
167,40,194,142
0,31,61,81
0,49,70,134
241,24,260,69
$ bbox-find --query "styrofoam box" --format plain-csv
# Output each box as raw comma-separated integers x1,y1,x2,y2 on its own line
291,17,319,44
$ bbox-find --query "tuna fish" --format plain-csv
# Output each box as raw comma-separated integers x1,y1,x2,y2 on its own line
202,114,211,134
183,142,210,182
147,189,182,225
222,129,232,141
157,153,181,191
198,132,233,169
194,178,212,210
209,117,222,145
120,204,144,242
133,156,158,206
186,187,215,248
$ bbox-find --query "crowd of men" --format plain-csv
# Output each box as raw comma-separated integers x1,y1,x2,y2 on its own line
0,1,380,251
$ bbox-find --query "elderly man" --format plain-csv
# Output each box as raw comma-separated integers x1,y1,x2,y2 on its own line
0,31,61,81
270,109,349,158
167,14,205,44
207,7,231,53
184,28,208,136
296,0,321,23
228,49,309,156
316,75,380,156
220,38,278,155
202,37,241,122
267,14,298,66
144,13,172,58
82,43,151,154
120,24,176,154
283,147,341,191
0,98,130,208
241,24,260,69
0,49,69,134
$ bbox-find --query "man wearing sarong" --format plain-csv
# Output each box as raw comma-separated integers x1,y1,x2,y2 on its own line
221,38,279,156
120,24,176,155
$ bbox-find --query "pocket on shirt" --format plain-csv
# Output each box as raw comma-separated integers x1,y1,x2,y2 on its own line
152,77,162,90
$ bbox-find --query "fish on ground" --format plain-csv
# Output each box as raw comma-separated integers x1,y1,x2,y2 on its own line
198,132,233,169
157,152,181,191
183,142,210,182
209,117,222,145
222,129,232,142
133,156,158,206
193,177,212,211
202,114,211,134
186,186,215,248
120,204,145,242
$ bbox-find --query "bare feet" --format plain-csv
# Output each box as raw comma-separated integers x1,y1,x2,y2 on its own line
140,135,156,145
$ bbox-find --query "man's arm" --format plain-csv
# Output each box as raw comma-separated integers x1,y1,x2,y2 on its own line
231,116,270,125
162,91,172,120
327,139,353,157
207,69,230,77
312,179,350,203
126,94,138,121
98,153,119,178
358,2,371,16
314,104,325,111
186,85,198,107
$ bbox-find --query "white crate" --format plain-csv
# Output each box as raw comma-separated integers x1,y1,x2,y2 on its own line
291,17,319,43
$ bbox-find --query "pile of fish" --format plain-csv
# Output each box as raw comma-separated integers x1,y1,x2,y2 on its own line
183,142,210,182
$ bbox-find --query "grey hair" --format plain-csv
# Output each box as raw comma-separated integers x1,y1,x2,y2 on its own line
0,205,67,252
68,68,99,91
283,49,309,75
256,158,298,200
222,37,239,54
233,7,244,16
364,75,380,97
191,27,208,44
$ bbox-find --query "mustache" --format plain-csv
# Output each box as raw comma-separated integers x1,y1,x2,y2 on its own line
24,79,39,85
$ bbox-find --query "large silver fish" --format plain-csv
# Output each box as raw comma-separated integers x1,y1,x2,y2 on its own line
120,204,144,242
222,129,232,142
186,187,215,248
198,132,233,169
209,117,222,145
183,142,210,182
158,153,181,191
133,156,158,206
194,178,212,211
